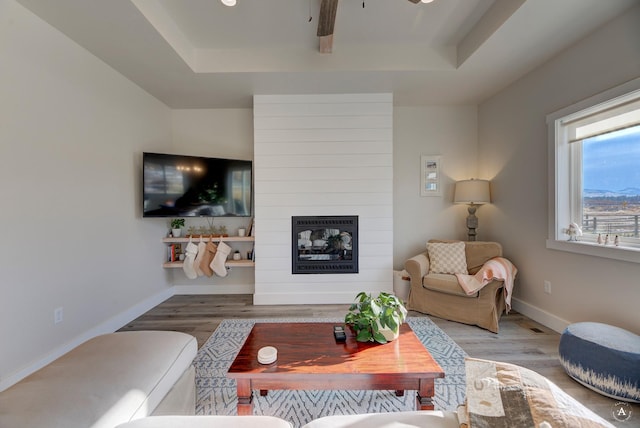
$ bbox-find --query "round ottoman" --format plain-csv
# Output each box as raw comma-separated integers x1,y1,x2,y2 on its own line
559,322,640,403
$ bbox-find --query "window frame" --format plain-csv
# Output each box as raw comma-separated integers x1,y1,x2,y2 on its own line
546,77,640,263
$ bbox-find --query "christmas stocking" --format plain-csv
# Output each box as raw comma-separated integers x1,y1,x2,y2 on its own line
193,237,207,277
182,240,198,280
200,239,217,277
210,240,231,277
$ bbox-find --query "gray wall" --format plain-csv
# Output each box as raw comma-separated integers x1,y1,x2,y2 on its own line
1,0,173,389
477,4,640,332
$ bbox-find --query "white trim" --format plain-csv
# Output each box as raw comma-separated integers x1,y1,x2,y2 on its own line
0,288,174,392
511,297,571,334
174,283,254,295
546,77,640,124
253,290,392,305
546,239,640,263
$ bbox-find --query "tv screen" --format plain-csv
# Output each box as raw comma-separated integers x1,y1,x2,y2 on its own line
142,152,252,217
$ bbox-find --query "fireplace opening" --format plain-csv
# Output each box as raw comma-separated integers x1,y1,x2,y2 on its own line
292,216,358,274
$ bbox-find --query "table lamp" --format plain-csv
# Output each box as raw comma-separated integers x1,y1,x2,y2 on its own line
454,179,491,241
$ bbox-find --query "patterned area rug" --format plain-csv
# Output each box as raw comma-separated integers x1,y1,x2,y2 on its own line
195,317,467,427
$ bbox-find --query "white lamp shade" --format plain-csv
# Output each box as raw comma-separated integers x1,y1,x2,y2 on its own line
454,179,491,204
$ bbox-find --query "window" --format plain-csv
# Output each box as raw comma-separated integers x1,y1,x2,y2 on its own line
547,78,640,262
582,126,640,242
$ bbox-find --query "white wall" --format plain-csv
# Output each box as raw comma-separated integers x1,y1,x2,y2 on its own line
0,0,173,389
253,94,394,304
478,4,640,332
393,106,479,268
170,109,256,294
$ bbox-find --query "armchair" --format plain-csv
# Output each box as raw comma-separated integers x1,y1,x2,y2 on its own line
404,240,506,333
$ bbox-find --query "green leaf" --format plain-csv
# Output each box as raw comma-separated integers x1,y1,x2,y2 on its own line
356,329,373,342
385,315,398,332
372,331,388,344
370,299,381,315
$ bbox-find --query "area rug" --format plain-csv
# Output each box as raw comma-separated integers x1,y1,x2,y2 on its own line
195,317,467,427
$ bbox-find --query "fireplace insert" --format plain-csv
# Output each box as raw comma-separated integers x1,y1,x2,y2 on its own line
291,215,358,274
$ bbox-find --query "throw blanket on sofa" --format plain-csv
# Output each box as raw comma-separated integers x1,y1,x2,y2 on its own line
455,257,518,312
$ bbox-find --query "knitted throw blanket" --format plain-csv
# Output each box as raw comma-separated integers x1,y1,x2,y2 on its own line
455,257,517,312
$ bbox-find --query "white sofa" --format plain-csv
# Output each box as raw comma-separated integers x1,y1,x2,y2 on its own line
116,357,617,428
0,330,197,428
116,412,459,428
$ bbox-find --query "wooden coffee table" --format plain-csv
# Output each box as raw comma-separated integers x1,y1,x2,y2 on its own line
227,322,444,415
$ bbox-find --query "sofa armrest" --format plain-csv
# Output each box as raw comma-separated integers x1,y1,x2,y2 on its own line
404,252,429,291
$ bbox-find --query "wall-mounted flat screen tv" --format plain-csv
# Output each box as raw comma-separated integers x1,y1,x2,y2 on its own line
143,152,252,217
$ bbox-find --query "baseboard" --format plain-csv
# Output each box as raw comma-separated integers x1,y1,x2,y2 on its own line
253,291,356,305
511,297,571,333
174,284,254,295
0,288,174,392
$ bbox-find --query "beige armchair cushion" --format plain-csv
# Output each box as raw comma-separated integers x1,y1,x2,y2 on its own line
423,273,479,298
464,241,503,274
428,239,501,274
426,242,468,274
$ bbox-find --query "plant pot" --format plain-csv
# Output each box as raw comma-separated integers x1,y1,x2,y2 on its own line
171,228,182,237
377,321,400,342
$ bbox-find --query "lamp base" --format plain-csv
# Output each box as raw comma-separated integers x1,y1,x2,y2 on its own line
466,204,479,241
467,229,477,241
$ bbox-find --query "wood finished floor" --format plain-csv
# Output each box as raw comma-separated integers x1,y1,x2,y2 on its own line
119,294,637,426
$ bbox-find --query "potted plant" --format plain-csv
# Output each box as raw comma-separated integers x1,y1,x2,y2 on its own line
345,291,408,344
170,218,185,237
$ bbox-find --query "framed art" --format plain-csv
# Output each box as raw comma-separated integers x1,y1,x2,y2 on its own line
420,155,442,196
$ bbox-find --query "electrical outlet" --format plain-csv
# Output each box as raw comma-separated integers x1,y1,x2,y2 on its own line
544,280,552,294
54,307,63,324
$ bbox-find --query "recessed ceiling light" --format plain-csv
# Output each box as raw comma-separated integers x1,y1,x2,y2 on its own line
421,0,435,3
221,0,236,6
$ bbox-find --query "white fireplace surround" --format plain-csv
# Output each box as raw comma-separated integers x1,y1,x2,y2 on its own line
253,94,394,305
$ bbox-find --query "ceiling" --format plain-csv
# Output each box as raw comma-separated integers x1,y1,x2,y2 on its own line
15,0,638,108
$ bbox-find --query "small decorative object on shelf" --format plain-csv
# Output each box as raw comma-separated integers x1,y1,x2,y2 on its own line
562,222,582,241
597,233,603,244
345,291,407,344
604,234,610,245
615,235,620,246
167,244,183,262
233,250,241,260
170,218,185,238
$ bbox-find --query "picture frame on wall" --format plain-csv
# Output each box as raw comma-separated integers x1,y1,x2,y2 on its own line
420,155,442,197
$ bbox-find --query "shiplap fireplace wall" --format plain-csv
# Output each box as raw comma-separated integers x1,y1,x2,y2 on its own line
252,94,393,304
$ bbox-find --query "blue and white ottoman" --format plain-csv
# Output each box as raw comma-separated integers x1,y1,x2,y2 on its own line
559,322,640,403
